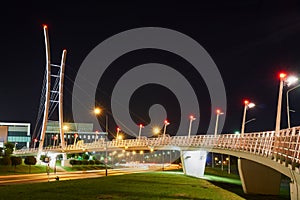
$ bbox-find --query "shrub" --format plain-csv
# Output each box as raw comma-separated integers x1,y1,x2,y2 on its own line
69,159,76,166
95,160,102,165
0,156,11,166
11,156,22,171
24,156,37,173
82,160,89,165
88,160,95,165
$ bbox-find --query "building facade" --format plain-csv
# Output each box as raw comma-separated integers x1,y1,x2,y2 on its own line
44,121,107,147
0,122,31,149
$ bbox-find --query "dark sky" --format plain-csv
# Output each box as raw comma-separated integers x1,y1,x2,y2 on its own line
1,1,300,138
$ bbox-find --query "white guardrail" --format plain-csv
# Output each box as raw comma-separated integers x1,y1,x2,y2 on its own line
14,126,300,165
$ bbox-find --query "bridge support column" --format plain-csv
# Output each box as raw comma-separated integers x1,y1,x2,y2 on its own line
61,153,70,167
181,150,207,178
290,179,300,200
238,158,281,195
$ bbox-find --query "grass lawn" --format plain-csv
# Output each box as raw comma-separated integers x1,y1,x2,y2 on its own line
0,165,49,175
0,172,245,200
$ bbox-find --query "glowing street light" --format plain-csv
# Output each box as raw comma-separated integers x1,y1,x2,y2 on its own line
214,109,224,136
63,125,69,131
163,120,170,138
117,134,123,140
138,124,144,140
188,115,196,138
153,127,160,135
241,100,255,137
94,107,101,115
275,72,298,134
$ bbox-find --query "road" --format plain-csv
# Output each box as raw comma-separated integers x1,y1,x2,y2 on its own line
0,168,151,185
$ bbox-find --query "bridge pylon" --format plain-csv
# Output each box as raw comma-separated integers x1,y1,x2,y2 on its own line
38,25,67,153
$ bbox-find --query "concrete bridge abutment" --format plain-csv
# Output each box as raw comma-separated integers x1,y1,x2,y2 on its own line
180,150,207,178
238,158,281,195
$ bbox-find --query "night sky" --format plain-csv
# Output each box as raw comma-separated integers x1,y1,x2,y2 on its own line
1,1,300,138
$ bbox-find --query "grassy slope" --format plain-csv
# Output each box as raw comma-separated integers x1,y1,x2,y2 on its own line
0,172,244,200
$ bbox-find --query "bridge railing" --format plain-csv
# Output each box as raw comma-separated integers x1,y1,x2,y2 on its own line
13,126,300,167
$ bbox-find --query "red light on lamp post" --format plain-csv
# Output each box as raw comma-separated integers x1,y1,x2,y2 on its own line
279,72,287,80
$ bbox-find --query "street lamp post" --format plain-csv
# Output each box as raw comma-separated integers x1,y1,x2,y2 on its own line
14,142,18,151
241,100,255,137
214,109,224,136
73,133,78,146
116,127,121,139
275,73,298,134
53,135,58,147
138,124,144,140
94,130,99,142
287,83,300,128
94,107,108,133
33,138,38,149
188,115,196,138
163,120,170,138
275,73,286,134
105,136,108,176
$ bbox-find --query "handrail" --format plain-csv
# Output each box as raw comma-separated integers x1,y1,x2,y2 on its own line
13,126,300,166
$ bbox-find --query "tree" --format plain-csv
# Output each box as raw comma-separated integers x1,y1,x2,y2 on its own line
69,159,76,168
0,147,4,157
0,156,11,166
4,142,14,156
82,153,89,160
88,160,95,165
24,156,37,173
10,156,22,172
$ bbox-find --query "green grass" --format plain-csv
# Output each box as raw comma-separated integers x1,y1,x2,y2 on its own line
203,168,290,200
0,172,245,200
204,167,240,180
0,165,49,175
62,165,108,172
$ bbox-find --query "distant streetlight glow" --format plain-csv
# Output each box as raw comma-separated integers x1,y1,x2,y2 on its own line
63,125,69,131
153,127,160,135
286,76,298,87
94,107,101,115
